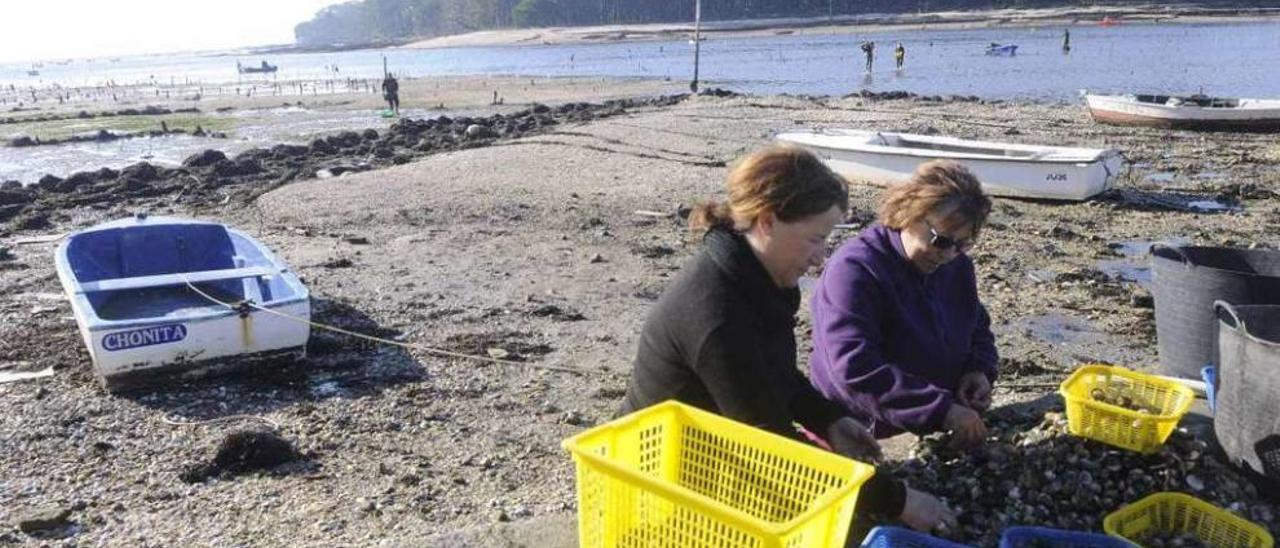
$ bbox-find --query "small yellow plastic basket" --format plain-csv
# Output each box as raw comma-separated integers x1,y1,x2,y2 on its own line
1104,492,1274,548
1058,364,1195,454
561,400,875,548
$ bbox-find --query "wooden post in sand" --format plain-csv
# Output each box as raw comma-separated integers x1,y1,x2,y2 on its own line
691,0,701,93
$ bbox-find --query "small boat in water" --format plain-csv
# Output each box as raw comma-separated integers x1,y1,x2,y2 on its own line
55,215,310,391
985,43,1018,56
1084,93,1280,132
774,129,1123,201
237,60,278,74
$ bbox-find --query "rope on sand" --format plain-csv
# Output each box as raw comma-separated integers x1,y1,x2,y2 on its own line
160,414,281,430
181,277,591,375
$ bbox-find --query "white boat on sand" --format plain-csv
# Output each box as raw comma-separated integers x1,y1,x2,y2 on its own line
55,215,310,391
774,129,1123,201
1085,93,1280,132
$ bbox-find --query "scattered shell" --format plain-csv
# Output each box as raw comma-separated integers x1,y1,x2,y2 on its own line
886,406,1275,546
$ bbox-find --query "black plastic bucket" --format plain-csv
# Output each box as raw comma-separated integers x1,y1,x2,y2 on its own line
1150,245,1280,378
1213,302,1280,483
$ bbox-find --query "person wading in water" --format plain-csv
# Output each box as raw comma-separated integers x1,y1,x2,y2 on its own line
381,72,400,116
861,41,876,72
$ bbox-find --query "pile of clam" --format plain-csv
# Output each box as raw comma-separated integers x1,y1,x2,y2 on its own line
1089,386,1164,415
887,409,1278,546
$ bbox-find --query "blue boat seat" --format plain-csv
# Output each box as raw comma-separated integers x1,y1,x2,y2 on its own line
67,230,122,284
69,224,238,283
68,224,259,317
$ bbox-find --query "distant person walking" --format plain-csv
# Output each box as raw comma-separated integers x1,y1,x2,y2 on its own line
1062,28,1071,51
861,41,875,72
381,72,400,115
894,42,906,69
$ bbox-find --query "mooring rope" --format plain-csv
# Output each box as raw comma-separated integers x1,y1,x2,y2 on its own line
181,277,590,375
160,414,281,430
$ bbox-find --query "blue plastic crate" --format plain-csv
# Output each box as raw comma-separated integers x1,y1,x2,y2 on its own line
861,526,973,548
1000,526,1135,548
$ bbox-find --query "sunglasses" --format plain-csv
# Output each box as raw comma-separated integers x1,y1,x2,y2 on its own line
926,222,975,252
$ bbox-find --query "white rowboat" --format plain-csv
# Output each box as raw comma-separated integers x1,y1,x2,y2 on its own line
986,43,1018,56
1085,93,1280,132
774,129,1123,201
55,215,310,391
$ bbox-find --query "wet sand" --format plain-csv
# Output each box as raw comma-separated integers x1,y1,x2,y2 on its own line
3,75,687,140
2,85,1279,545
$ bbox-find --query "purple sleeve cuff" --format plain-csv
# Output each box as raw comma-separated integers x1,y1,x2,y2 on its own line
923,391,955,433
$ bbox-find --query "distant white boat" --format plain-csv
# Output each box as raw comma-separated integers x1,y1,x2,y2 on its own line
986,43,1018,56
1085,93,1280,132
55,215,310,391
774,129,1123,201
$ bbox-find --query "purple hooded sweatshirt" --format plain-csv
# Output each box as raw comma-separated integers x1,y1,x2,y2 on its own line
809,224,998,438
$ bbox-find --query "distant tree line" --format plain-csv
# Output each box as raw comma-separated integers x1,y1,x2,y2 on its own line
293,0,1204,47
294,0,939,46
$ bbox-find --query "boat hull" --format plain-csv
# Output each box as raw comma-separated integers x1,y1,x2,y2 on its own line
94,345,306,392
1086,94,1280,132
776,132,1122,201
74,301,311,391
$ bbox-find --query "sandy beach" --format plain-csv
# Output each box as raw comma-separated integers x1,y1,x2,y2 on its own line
2,75,1280,545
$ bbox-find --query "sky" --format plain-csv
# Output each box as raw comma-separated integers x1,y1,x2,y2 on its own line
0,0,345,63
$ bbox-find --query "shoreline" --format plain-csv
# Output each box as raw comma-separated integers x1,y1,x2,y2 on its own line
1,75,690,185
401,5,1280,49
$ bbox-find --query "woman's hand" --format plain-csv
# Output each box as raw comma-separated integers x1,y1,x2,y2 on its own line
825,417,882,463
957,371,992,411
943,404,988,449
899,487,957,532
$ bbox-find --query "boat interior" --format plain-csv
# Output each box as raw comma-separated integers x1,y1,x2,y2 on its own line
875,133,1041,158
65,224,297,321
1134,94,1240,108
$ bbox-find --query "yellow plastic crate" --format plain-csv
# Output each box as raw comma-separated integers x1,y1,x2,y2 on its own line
1058,364,1195,454
561,400,875,548
1104,492,1274,548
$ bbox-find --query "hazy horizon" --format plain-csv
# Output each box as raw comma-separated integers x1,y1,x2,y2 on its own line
0,0,344,64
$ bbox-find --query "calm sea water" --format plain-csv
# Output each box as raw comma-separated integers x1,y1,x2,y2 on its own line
2,20,1278,182
4,21,1278,100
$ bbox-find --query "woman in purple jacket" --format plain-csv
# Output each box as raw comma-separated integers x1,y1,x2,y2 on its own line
810,160,997,448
